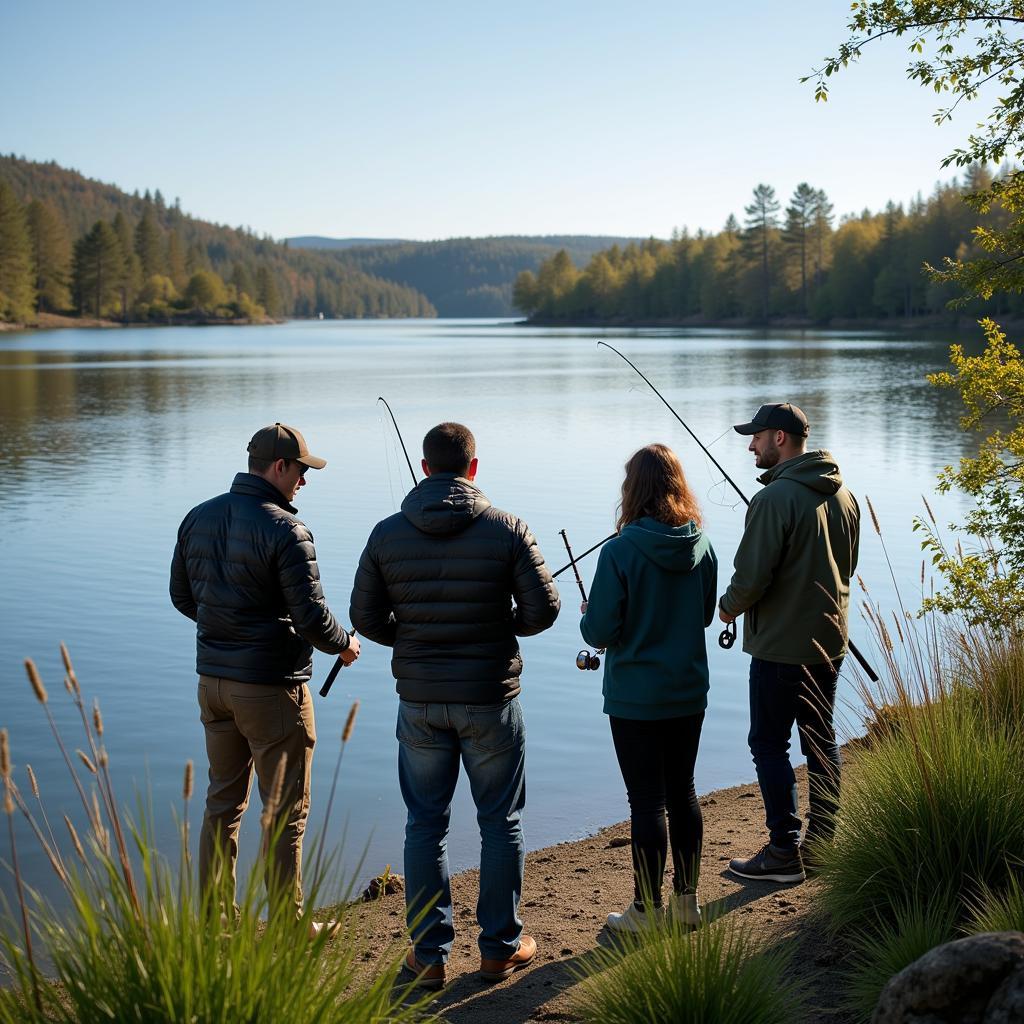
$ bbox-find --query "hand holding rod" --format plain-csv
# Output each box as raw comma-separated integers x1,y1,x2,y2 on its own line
597,340,879,683
320,630,357,698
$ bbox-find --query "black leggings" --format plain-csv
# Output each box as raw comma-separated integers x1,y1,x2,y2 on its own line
609,712,704,908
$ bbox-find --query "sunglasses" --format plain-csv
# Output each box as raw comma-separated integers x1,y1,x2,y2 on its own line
289,460,309,479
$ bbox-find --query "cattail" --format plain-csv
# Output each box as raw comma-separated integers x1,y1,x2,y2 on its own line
856,573,868,594
92,700,104,738
261,755,288,831
879,620,894,654
59,643,74,676
26,764,39,799
865,495,881,536
342,700,360,743
892,612,905,645
64,815,86,862
183,761,194,801
0,729,9,779
76,750,97,775
24,660,47,704
98,750,108,769
3,788,12,817
922,494,936,526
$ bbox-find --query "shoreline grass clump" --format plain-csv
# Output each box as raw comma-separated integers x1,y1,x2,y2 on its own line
0,648,434,1024
569,914,805,1024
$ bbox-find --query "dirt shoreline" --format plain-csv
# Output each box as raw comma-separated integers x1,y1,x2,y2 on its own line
333,765,853,1024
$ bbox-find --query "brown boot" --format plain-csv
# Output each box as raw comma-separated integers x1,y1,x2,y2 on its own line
403,948,446,990
479,934,537,982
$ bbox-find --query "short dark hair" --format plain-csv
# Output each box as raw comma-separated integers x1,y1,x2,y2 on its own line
248,454,273,474
422,422,476,474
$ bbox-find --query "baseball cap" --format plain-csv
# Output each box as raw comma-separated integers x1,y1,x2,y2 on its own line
246,423,327,469
733,403,810,437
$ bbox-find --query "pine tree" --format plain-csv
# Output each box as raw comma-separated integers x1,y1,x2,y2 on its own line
256,264,283,317
26,199,71,313
73,220,124,317
166,230,187,290
810,189,835,293
742,184,780,321
134,206,165,278
0,181,35,323
783,183,817,314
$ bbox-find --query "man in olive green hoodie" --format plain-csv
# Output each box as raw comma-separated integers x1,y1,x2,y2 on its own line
718,403,859,883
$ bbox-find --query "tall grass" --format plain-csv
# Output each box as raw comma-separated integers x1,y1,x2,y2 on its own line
0,649,434,1023
569,915,804,1024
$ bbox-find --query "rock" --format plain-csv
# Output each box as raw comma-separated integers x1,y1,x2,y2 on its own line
987,965,1024,1024
362,871,405,901
873,931,1024,1024
607,836,630,848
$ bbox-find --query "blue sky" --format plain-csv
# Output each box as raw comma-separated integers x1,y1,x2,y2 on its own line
2,1,976,240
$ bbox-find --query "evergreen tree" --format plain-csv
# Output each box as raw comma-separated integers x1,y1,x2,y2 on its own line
742,184,781,321
256,264,282,317
166,230,187,290
73,220,124,316
0,181,35,323
783,183,817,314
135,205,165,278
231,261,256,302
26,198,71,313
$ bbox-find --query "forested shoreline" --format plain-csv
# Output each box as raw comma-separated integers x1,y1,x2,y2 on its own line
0,156,435,328
513,170,1014,325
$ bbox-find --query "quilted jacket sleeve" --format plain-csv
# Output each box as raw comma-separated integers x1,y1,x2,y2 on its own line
349,524,398,647
276,522,350,654
511,521,560,637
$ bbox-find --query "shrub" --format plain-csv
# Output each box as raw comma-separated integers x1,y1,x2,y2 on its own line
968,869,1024,935
843,897,959,1023
569,915,804,1024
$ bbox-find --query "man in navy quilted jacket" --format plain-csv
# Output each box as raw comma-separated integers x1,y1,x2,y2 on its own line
351,422,559,988
170,422,359,923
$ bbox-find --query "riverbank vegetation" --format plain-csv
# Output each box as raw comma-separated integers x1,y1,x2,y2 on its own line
0,650,433,1023
513,169,1012,325
0,156,435,327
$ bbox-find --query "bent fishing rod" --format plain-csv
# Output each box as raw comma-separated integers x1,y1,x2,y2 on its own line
321,397,419,697
596,340,879,683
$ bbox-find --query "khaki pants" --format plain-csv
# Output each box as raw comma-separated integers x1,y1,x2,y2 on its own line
197,676,316,915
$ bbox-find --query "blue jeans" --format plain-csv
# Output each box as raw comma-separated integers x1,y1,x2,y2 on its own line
747,657,842,850
397,698,526,964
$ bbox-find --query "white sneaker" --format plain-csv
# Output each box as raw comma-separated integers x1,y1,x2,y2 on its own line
606,902,663,933
668,890,701,928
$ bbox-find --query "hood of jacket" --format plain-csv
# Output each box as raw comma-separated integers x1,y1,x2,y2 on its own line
401,473,491,536
758,449,843,496
619,516,709,573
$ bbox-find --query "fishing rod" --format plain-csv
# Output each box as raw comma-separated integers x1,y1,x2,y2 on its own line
378,395,418,488
559,529,604,671
551,532,616,579
597,340,879,683
322,397,418,697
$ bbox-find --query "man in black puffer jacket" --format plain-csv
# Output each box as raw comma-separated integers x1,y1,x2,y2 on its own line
170,422,358,921
350,422,559,989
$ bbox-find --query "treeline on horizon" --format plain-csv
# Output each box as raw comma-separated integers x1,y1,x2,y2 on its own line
0,156,435,326
513,167,1015,324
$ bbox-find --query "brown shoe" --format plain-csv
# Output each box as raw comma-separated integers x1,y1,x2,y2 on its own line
403,949,446,990
479,934,537,982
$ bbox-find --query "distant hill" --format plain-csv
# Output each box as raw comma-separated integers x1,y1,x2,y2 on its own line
0,156,435,321
287,234,649,316
288,236,410,249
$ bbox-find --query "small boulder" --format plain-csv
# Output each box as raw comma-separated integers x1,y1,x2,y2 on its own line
873,931,1024,1023
362,872,405,901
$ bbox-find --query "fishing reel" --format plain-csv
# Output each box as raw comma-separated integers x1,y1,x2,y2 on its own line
577,648,605,671
718,619,737,650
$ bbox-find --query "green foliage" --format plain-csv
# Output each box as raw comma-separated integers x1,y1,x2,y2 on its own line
915,318,1024,629
0,180,35,323
72,219,124,317
26,199,71,313
816,699,1024,934
569,916,804,1024
844,899,959,1023
184,269,230,313
968,869,1024,934
1,155,435,321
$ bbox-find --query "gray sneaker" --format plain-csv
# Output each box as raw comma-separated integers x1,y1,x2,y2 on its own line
729,843,805,883
668,889,701,928
606,902,664,933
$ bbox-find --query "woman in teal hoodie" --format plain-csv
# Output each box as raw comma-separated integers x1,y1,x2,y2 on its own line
581,444,717,932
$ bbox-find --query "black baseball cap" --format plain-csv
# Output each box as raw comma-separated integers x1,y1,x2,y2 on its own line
733,403,810,437
246,423,327,469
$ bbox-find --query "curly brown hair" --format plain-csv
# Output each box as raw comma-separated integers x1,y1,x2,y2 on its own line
616,444,702,532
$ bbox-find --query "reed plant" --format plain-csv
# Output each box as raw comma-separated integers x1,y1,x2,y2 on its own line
569,914,804,1024
968,868,1024,935
0,649,433,1023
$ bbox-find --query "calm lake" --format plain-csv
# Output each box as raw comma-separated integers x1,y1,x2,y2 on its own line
0,318,976,907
